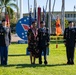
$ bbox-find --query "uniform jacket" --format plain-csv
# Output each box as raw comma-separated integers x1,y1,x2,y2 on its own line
38,27,50,47
0,25,11,46
63,27,76,47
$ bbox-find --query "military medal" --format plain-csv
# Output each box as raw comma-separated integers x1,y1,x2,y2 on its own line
43,27,46,36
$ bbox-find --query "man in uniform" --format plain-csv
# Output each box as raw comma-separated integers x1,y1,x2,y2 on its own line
38,21,50,65
63,21,76,65
0,19,11,65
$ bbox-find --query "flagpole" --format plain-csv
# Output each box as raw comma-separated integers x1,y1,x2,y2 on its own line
56,16,62,48
61,0,65,34
28,0,30,12
38,7,41,28
43,6,45,21
45,0,48,11
28,0,32,27
48,0,51,34
34,0,37,20
56,36,58,48
20,0,23,18
34,0,37,12
16,0,19,21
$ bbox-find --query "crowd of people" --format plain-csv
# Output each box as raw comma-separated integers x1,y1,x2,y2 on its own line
0,18,76,66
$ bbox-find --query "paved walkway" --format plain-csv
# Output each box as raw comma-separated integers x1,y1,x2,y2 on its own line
11,34,22,42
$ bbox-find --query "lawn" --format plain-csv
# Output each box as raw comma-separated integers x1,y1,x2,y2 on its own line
0,42,76,75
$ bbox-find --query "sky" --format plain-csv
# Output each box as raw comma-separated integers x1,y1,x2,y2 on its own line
17,0,76,14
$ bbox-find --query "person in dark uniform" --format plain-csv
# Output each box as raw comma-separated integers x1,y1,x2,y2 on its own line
0,19,11,65
38,21,50,65
0,22,2,64
27,21,39,64
63,21,76,65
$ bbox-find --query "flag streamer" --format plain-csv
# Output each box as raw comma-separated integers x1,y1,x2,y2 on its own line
56,16,62,48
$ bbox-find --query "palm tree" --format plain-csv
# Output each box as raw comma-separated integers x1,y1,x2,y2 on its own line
0,0,18,19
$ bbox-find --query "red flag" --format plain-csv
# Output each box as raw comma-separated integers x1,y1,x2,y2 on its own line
56,16,62,36
5,14,10,27
38,7,41,28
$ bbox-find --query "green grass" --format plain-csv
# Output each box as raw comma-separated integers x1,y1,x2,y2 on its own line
0,43,76,75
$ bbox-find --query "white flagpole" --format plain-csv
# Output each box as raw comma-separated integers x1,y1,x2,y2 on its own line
16,0,19,20
48,0,51,34
34,0,37,9
28,0,30,12
20,0,23,18
61,0,65,34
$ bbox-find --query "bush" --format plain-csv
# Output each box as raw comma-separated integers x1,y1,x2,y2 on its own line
50,36,63,40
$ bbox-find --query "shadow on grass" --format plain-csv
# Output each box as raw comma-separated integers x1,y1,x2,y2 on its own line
1,63,68,68
8,54,27,57
11,42,18,44
50,41,63,44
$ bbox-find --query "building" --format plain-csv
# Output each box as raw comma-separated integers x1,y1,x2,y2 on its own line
23,11,76,22
23,11,76,34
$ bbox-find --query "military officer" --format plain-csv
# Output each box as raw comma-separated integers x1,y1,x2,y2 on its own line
38,21,50,65
0,19,11,65
63,21,76,65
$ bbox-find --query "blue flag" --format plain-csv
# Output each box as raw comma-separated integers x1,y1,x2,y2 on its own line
43,7,46,22
34,8,37,21
34,0,37,21
29,10,32,27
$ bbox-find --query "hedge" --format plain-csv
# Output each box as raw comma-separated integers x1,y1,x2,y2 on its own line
50,36,63,40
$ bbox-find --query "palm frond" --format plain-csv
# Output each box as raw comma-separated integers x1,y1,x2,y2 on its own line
6,6,14,18
0,0,18,19
1,0,16,6
8,3,18,10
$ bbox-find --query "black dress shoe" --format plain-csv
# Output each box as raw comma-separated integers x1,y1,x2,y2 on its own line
70,61,74,65
44,61,47,65
67,62,71,64
39,61,42,64
1,63,7,66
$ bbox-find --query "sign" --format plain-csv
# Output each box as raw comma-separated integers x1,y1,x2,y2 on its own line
16,16,33,40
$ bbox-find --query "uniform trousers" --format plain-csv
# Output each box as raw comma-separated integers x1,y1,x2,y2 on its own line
66,46,75,62
39,47,47,63
0,49,1,64
0,46,8,65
